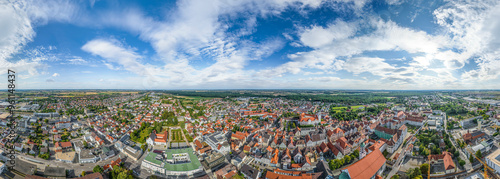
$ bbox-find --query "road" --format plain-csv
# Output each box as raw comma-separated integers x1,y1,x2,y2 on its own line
449,131,473,171
16,149,123,176
446,116,473,172
386,124,423,179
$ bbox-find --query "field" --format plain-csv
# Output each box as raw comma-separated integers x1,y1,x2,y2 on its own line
331,105,366,112
171,129,184,142
176,95,213,101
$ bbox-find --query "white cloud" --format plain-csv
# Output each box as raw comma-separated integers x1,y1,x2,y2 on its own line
343,57,395,75
0,0,78,79
65,58,87,65
264,17,448,79
434,0,500,81
82,39,150,77
52,73,59,77
299,19,358,48
0,0,35,61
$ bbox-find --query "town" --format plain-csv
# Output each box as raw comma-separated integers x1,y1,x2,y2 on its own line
0,90,499,179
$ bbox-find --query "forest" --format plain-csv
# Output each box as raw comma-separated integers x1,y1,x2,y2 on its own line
430,103,468,115
162,90,434,104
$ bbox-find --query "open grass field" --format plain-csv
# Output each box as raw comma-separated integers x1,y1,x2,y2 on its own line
23,96,49,99
331,105,365,112
175,96,212,100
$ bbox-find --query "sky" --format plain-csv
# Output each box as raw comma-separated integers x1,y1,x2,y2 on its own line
1,0,500,90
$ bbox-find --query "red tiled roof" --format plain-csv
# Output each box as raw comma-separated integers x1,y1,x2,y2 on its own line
344,149,386,179
265,169,322,179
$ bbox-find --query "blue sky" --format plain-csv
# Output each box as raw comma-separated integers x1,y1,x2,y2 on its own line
1,0,500,89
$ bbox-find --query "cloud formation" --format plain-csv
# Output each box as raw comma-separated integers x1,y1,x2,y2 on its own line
2,0,500,89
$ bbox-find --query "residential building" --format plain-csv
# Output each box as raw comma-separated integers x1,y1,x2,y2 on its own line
428,151,456,174
339,149,386,179
79,149,100,163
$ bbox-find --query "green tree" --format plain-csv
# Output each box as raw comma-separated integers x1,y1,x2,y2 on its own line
476,150,482,159
459,160,465,167
117,171,129,179
352,149,360,158
420,163,429,175
93,165,104,173
345,155,351,163
469,153,474,163
407,167,422,179
391,174,400,179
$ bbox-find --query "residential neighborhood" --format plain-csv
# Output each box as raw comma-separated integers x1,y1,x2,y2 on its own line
0,90,499,179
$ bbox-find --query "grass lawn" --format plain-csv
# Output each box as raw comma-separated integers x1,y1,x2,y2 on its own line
175,96,212,100
331,105,365,112
232,174,245,179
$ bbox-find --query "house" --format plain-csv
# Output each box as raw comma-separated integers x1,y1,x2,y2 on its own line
40,146,49,154
56,121,71,129
54,142,72,152
14,143,23,152
298,113,321,126
367,140,386,154
103,158,122,172
281,148,292,169
340,149,386,179
28,145,37,155
100,146,115,161
327,128,344,141
53,134,62,142
265,169,322,179
146,129,168,146
335,137,351,155
463,130,486,144
405,114,425,126
292,148,303,163
329,142,343,159
73,141,84,152
373,125,405,153
79,149,99,163
428,151,456,174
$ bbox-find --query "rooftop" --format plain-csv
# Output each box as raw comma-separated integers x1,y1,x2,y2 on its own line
14,158,37,175
488,149,500,167
342,149,386,179
80,149,97,159
44,166,66,177
145,148,202,172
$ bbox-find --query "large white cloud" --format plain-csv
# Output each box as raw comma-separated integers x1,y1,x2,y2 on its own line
0,0,78,79
434,0,500,81
5,0,500,89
